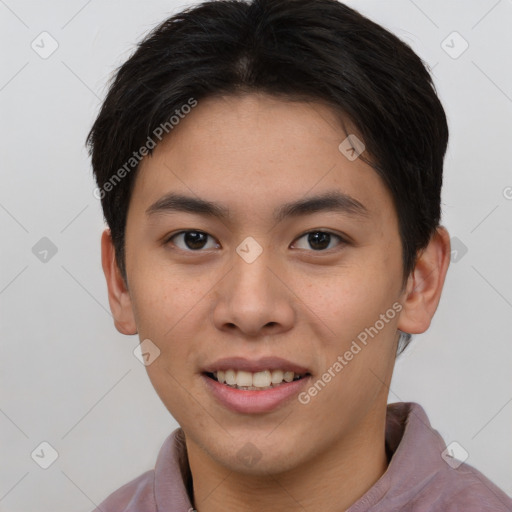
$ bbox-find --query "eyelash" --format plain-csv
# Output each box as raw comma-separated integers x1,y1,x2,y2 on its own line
164,229,348,253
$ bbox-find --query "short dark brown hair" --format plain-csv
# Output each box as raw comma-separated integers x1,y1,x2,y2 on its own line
87,0,449,354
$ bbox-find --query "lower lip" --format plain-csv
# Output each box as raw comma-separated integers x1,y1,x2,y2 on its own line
202,374,311,414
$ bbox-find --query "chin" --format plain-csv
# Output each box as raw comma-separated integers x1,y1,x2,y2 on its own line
207,435,306,476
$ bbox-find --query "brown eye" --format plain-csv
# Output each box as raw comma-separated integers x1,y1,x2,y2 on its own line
293,231,345,251
168,231,219,251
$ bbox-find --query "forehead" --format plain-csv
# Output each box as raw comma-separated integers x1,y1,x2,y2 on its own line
130,93,396,227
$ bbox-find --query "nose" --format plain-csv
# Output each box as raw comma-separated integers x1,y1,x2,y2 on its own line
211,247,296,338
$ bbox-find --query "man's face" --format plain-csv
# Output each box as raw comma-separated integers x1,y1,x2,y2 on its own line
122,93,406,474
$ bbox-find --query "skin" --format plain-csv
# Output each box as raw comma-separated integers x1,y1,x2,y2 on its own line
101,93,451,511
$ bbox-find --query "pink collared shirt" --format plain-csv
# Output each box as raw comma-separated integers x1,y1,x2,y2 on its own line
92,402,512,511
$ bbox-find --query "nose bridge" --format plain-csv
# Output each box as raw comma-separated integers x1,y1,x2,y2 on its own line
230,234,274,288
211,239,295,335
231,241,275,303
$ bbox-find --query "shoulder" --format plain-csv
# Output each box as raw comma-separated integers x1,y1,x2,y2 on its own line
412,461,512,511
380,403,512,511
91,469,156,512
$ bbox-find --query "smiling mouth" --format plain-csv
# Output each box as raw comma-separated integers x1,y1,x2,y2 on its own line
205,369,310,390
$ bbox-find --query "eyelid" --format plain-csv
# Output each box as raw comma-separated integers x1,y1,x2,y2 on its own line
294,228,347,241
165,230,220,251
291,229,348,250
164,228,349,252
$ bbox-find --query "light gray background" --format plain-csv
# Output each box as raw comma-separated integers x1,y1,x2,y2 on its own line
1,0,511,510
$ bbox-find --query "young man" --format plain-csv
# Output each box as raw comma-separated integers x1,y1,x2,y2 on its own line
87,0,512,510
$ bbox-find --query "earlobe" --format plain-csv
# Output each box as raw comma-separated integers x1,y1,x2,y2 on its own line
397,226,451,335
101,228,138,335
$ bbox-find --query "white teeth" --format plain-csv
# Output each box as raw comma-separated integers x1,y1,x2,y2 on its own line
225,369,236,385
271,369,284,384
212,369,306,389
236,370,253,387
283,371,294,383
253,370,272,388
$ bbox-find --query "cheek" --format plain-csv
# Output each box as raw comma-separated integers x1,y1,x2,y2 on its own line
304,274,400,414
130,263,203,333
129,270,213,419
128,265,216,380
299,260,399,343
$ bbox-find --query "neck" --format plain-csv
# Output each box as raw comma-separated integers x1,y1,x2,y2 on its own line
185,404,389,512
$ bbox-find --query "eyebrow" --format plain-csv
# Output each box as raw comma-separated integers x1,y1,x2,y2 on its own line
146,191,369,222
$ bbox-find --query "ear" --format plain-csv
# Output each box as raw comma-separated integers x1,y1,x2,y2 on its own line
101,228,137,335
397,226,451,334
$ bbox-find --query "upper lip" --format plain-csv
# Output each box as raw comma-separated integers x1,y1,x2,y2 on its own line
203,356,311,375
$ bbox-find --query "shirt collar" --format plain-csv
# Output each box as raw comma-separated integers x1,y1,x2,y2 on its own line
153,402,442,511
